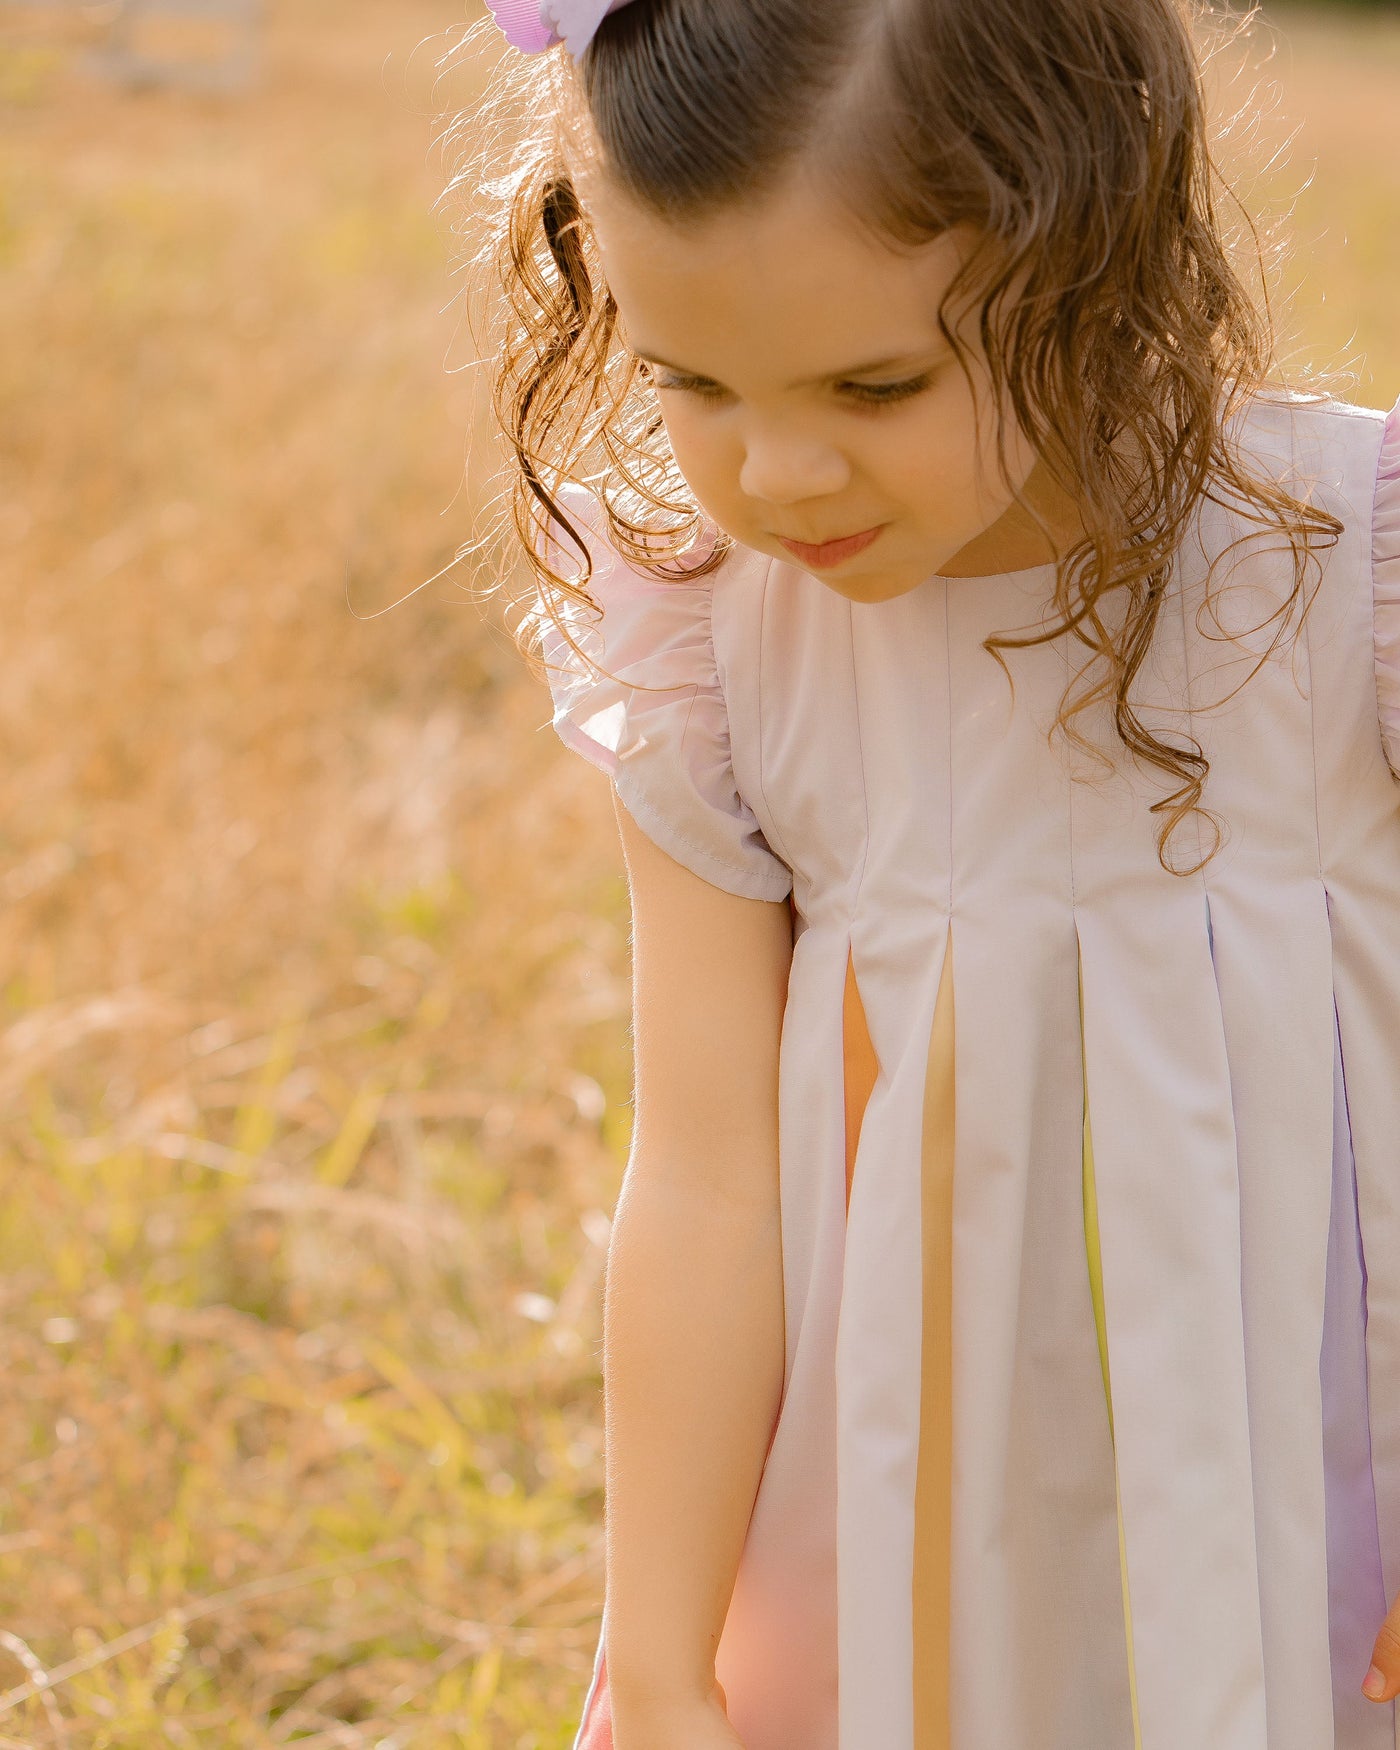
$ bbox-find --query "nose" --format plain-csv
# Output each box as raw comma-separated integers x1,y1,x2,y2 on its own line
738,426,851,506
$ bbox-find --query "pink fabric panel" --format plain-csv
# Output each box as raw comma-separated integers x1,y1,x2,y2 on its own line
1372,397,1400,780
574,1642,613,1749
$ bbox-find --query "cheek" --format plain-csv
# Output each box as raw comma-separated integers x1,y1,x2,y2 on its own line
655,405,736,501
879,387,993,509
984,406,1040,494
895,376,1035,516
966,354,1041,496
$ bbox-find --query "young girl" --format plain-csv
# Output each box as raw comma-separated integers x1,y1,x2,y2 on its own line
469,1,1400,1744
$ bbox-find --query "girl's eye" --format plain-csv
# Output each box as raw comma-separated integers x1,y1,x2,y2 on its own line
641,364,937,408
649,371,728,401
838,372,936,408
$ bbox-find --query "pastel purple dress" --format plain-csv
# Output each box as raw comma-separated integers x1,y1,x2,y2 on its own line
533,393,1400,1750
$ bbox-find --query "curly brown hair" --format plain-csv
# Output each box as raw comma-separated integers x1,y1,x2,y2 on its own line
446,0,1341,876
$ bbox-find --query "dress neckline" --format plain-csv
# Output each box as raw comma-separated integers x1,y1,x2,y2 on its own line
933,558,1059,585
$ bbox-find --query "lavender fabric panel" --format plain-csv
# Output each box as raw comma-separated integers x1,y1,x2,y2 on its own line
1321,997,1392,1748
1373,396,1400,781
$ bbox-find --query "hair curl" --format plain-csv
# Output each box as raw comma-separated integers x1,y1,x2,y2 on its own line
446,0,1341,875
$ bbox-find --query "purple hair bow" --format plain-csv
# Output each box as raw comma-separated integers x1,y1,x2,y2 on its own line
484,0,642,59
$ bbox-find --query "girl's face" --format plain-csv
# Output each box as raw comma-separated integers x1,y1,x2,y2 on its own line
578,162,1074,603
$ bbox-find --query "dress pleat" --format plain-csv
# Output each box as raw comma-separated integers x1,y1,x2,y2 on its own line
1290,401,1400,1746
1079,960,1144,1749
942,571,1134,1750
1168,451,1343,1745
715,923,846,1750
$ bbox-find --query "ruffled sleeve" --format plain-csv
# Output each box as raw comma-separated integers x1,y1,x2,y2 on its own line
1374,396,1400,782
529,486,793,903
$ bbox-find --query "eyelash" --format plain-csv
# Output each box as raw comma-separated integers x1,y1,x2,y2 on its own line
642,365,936,409
841,374,935,407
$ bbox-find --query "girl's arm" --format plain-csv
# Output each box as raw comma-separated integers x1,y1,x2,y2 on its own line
602,789,792,1739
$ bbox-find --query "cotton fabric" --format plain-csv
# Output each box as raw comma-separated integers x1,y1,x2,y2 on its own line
532,393,1400,1750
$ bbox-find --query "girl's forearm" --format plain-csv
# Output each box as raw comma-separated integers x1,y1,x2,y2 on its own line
600,1166,785,1716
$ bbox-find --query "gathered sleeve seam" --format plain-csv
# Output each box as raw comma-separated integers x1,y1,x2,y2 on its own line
534,488,794,901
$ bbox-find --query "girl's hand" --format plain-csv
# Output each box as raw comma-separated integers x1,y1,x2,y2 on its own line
1364,1600,1400,1702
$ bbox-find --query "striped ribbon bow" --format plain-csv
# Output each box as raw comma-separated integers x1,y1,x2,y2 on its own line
483,0,642,58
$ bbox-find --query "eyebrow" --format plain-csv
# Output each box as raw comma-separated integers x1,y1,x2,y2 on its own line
630,346,947,388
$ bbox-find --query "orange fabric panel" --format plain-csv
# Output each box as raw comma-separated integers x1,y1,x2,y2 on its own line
913,934,955,1750
842,946,879,1213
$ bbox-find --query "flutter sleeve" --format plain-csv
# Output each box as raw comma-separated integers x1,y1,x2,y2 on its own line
529,486,794,903
1374,395,1400,782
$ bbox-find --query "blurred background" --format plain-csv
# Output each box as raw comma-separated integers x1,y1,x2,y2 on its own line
0,1,1394,1743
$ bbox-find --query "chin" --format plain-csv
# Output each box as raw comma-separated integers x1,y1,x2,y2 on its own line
818,573,923,606
852,553,945,602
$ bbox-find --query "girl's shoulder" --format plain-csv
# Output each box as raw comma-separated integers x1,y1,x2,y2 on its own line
1227,385,1393,468
1234,386,1398,533
527,483,793,903
1227,388,1400,782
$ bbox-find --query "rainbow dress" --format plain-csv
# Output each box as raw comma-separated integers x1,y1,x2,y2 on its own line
535,393,1400,1750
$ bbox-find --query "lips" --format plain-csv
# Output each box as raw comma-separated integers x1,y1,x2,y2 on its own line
776,524,885,569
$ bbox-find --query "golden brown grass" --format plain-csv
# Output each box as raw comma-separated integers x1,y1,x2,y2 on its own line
0,2,1395,1744
1216,5,1400,402
0,2,633,1742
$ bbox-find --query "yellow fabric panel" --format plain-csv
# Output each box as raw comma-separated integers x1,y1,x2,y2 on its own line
913,934,955,1750
1083,1096,1114,1445
1081,992,1144,1748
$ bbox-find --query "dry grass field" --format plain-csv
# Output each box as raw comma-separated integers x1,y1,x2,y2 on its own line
0,2,1395,1744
